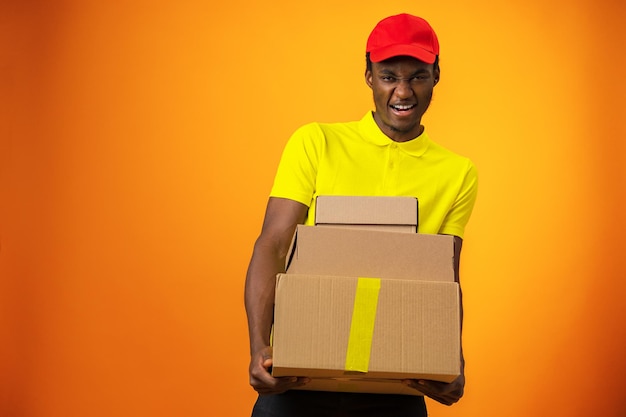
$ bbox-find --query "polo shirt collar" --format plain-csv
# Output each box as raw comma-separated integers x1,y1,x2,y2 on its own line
359,112,430,157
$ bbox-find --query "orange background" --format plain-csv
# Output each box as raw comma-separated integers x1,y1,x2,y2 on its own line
1,1,625,416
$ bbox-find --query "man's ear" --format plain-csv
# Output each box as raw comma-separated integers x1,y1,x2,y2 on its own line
365,69,373,88
433,67,440,86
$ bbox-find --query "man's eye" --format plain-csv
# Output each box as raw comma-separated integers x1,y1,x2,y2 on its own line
381,76,396,82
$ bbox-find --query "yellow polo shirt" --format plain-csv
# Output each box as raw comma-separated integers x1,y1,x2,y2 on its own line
270,112,478,238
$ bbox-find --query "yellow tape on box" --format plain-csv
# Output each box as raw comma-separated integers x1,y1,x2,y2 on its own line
345,277,381,373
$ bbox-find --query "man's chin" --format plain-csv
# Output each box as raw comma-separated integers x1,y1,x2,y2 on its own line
386,121,419,135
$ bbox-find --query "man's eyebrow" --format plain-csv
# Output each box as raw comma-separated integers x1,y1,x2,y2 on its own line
411,68,431,76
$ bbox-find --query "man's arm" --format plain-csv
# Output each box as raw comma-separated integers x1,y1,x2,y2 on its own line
244,197,310,395
403,235,466,405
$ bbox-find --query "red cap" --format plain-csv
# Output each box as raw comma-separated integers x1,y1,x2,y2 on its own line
366,14,440,64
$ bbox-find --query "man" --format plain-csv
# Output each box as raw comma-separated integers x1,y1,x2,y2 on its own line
245,13,478,417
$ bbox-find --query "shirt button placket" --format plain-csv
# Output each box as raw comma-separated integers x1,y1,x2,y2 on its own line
389,142,398,169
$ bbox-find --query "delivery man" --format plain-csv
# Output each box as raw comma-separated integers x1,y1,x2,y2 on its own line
244,13,478,417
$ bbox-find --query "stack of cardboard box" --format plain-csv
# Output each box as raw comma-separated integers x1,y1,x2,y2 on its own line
271,196,461,396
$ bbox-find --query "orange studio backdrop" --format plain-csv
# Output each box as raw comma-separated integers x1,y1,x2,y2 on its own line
1,1,625,417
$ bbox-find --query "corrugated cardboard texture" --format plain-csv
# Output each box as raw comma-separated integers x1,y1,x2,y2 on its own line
286,225,455,282
272,274,461,395
315,196,418,233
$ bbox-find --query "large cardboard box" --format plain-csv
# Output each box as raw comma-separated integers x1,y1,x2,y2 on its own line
315,195,418,233
286,225,456,282
272,273,461,395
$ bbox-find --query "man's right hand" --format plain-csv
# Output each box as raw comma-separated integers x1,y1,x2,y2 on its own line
249,346,310,395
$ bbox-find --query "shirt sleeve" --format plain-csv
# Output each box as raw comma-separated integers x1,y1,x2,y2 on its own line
438,159,479,239
269,123,324,207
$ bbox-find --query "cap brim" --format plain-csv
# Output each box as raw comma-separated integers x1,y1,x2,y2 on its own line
369,44,436,64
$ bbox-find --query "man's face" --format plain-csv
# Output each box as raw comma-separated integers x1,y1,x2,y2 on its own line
365,56,439,142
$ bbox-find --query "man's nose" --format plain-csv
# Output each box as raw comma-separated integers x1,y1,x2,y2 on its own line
395,80,414,98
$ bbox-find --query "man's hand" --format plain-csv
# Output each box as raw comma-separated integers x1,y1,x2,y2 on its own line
249,346,310,395
402,374,465,406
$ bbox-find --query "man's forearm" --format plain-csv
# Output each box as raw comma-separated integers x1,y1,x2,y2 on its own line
244,238,287,354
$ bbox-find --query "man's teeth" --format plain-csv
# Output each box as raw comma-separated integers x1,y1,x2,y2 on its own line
391,104,415,110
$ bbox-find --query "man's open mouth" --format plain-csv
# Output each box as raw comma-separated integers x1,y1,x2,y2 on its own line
390,104,416,112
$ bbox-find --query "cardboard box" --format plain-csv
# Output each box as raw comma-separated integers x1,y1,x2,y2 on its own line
288,378,423,396
286,225,456,282
315,195,418,233
272,273,461,395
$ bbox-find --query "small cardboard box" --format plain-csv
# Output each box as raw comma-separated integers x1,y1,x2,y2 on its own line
315,195,418,233
286,225,456,282
272,273,461,395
